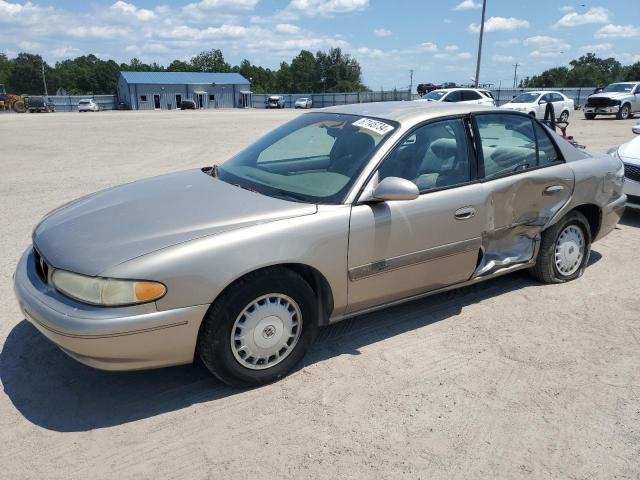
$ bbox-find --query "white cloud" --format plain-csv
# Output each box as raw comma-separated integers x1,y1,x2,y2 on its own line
453,0,481,10
595,24,640,38
580,43,613,53
50,46,82,57
444,45,459,52
492,54,514,62
284,0,369,18
559,5,574,12
524,35,570,58
495,38,519,48
468,17,529,33
68,26,130,39
373,28,392,37
434,51,471,60
275,23,301,34
356,47,385,58
555,7,609,27
456,52,472,60
111,1,156,21
417,42,438,52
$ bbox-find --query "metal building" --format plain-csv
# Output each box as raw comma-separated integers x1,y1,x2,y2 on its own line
117,71,251,110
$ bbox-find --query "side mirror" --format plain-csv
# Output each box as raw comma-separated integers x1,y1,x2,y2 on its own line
370,177,419,202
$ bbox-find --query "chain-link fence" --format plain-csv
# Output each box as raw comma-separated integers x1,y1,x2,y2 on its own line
43,95,119,112
250,90,411,109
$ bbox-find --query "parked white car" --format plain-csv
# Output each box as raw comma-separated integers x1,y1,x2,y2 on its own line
78,99,99,112
633,122,640,135
294,97,312,109
609,136,640,209
415,88,495,106
500,91,574,122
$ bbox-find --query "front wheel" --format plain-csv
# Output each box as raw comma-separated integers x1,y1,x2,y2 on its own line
559,110,569,122
197,268,318,387
617,104,630,120
529,211,591,284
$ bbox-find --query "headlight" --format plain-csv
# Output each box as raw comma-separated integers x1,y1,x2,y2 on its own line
51,270,166,306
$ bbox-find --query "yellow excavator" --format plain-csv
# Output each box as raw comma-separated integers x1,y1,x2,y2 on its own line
0,84,27,113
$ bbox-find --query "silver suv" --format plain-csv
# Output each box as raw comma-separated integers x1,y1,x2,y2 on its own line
584,82,640,120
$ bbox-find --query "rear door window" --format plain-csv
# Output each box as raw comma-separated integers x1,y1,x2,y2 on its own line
462,90,482,101
474,114,538,179
444,91,463,102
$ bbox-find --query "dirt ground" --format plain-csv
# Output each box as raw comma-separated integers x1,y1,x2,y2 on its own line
0,109,639,480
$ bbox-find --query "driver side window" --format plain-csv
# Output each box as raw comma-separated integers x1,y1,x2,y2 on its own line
378,118,471,192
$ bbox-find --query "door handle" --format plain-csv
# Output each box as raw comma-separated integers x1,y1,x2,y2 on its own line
544,185,565,195
455,206,476,220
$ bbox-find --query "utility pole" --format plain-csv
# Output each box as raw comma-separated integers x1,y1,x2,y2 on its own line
512,62,520,88
473,0,487,88
409,69,414,98
41,58,48,97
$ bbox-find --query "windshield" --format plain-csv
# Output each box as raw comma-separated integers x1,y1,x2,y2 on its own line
510,93,540,103
79,100,90,104
297,98,308,101
423,91,447,101
603,83,635,93
217,112,397,204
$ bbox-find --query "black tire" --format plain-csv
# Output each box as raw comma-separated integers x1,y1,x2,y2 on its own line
617,104,630,120
197,268,319,387
529,111,536,117
559,110,569,122
584,112,596,120
529,211,592,284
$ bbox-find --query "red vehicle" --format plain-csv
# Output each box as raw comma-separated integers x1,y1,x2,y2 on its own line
416,83,438,96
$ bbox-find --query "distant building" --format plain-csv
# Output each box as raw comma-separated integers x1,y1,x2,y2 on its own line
117,71,251,110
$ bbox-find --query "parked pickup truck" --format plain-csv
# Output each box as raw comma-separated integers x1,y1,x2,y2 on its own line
584,82,640,120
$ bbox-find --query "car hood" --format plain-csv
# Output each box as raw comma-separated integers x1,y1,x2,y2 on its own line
619,136,640,163
33,169,317,276
589,92,632,100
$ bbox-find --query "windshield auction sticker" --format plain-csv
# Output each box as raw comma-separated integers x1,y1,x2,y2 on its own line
352,117,395,136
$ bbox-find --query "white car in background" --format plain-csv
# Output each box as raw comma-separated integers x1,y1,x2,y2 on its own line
609,136,640,209
78,99,99,112
294,97,313,109
415,88,495,106
633,122,640,134
500,91,574,122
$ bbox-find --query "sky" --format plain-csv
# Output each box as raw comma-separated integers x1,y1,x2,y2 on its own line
1,0,639,89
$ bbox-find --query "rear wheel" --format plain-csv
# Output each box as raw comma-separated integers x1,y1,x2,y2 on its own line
584,112,596,120
559,110,569,122
617,104,630,120
529,211,591,284
197,268,318,387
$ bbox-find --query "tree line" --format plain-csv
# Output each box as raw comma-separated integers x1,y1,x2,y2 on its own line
521,53,640,88
0,48,366,96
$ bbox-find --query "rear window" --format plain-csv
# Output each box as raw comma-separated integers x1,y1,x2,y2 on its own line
79,100,90,105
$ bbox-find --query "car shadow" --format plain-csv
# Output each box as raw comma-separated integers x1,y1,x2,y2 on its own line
620,209,640,228
0,268,581,432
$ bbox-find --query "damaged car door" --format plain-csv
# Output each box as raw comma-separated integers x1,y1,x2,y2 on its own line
471,112,574,275
346,117,486,312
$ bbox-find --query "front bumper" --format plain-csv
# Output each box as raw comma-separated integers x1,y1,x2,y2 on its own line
624,177,640,209
13,247,209,371
584,105,620,115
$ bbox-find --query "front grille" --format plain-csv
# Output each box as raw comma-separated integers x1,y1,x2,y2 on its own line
624,163,640,183
627,194,640,205
586,97,619,108
33,248,49,284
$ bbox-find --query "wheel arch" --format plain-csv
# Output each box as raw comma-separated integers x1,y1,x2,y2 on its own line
570,204,601,240
209,263,335,327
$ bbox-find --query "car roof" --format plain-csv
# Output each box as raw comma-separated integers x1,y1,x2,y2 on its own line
320,101,493,124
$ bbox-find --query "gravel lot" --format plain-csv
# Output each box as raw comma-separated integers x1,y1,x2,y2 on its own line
1,109,639,480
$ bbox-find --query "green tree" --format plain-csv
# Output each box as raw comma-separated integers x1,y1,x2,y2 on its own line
0,53,10,86
316,48,365,92
191,49,230,72
290,50,319,92
522,53,625,88
167,59,192,72
7,53,56,94
622,62,640,81
55,55,120,94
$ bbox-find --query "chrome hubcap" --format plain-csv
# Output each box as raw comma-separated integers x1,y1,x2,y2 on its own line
231,294,302,370
555,225,585,276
